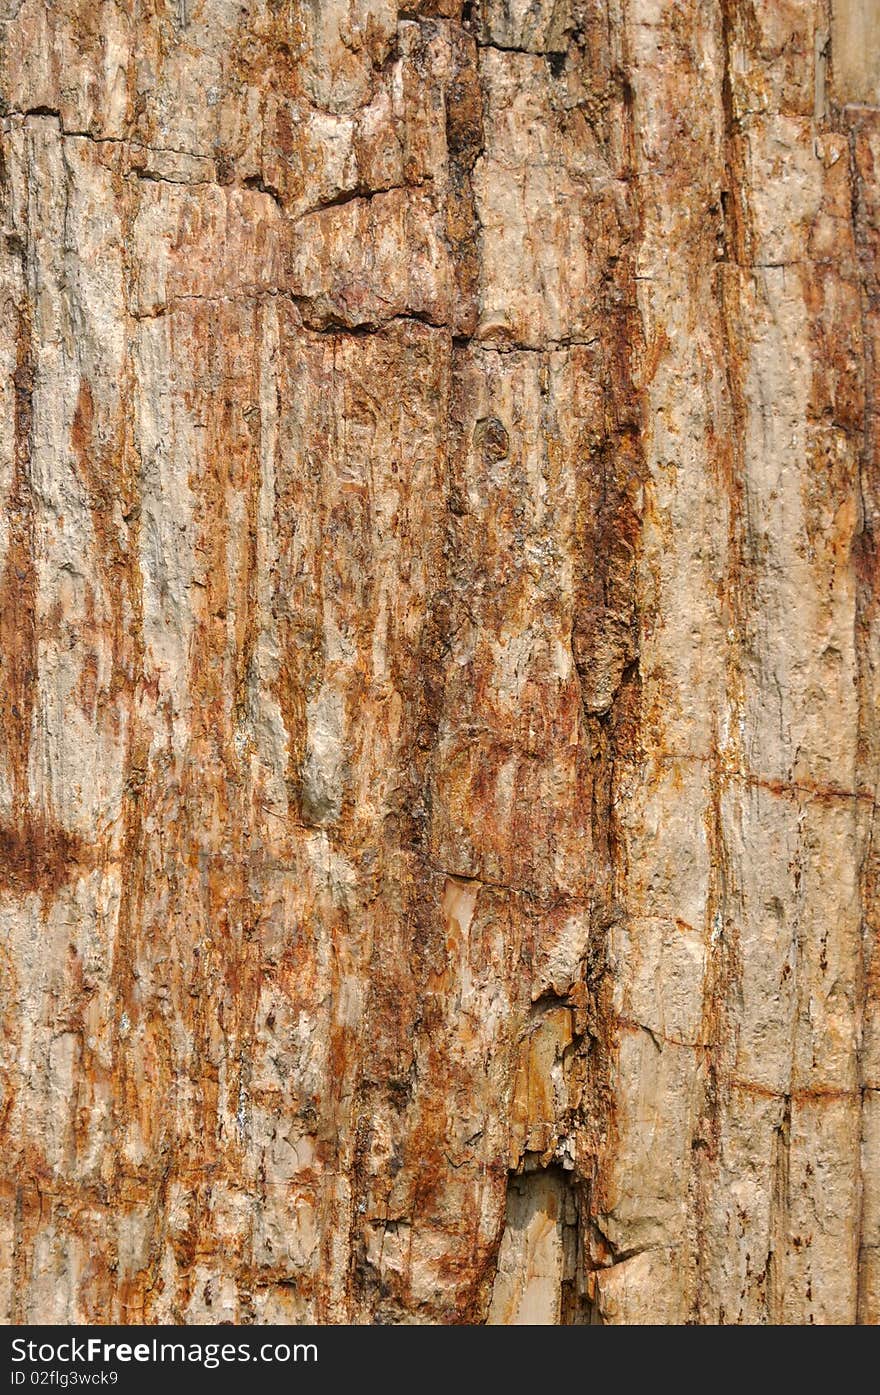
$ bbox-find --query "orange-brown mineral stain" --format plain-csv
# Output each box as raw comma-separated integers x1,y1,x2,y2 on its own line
0,309,90,905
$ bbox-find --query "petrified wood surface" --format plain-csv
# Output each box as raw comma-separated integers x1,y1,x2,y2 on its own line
1,0,878,1324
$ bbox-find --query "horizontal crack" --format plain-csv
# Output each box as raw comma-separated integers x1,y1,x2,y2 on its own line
654,753,875,805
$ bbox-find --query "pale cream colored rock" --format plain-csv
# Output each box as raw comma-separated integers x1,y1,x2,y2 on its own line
0,0,877,1326
832,0,880,106
488,1170,574,1324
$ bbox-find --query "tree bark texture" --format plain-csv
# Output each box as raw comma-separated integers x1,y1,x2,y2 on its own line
1,0,879,1325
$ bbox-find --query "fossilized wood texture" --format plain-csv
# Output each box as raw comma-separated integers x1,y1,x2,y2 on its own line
0,0,878,1326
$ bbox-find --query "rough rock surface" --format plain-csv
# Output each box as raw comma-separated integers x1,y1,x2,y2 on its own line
0,0,878,1325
